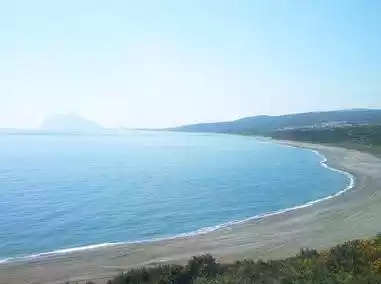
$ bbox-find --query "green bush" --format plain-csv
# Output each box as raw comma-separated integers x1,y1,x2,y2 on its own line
96,236,381,284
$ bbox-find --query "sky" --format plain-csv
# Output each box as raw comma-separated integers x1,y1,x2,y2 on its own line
0,0,380,129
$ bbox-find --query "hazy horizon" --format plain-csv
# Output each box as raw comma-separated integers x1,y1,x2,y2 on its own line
1,107,381,131
1,1,380,129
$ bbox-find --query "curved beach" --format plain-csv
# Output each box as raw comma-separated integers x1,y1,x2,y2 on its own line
1,141,381,284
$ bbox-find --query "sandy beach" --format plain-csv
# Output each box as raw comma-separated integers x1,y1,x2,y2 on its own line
1,141,381,284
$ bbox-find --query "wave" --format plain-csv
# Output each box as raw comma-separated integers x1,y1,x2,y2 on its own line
0,243,126,264
0,147,355,265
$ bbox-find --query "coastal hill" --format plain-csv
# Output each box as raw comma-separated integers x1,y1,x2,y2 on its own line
168,109,381,135
41,114,103,132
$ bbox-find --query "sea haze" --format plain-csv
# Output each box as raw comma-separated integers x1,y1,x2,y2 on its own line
0,131,350,261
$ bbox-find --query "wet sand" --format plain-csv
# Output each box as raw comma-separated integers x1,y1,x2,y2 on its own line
1,141,381,284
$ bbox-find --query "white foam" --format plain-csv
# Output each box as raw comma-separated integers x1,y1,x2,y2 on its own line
0,145,355,265
0,258,10,264
0,243,125,264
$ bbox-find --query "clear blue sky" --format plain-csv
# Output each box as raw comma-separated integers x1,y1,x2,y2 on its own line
1,0,380,128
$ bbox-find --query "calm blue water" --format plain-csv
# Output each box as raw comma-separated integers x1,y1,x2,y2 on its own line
0,131,349,260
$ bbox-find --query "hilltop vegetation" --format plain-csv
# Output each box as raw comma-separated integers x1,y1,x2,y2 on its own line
271,124,381,155
169,109,381,154
169,109,381,135
75,236,381,284
271,125,381,145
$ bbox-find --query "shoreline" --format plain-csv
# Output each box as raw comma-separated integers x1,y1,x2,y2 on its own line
1,141,381,284
0,140,355,265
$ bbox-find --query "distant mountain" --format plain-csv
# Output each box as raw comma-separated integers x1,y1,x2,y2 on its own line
168,109,381,135
41,114,103,132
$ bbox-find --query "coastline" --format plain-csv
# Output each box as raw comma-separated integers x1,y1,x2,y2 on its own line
1,141,381,284
0,141,355,266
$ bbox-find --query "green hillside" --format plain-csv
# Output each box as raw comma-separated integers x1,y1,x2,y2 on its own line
73,236,381,284
169,109,381,135
271,124,381,154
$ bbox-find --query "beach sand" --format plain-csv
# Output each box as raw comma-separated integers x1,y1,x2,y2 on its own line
1,141,381,284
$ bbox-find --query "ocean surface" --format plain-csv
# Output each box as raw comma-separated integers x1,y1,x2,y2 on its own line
0,131,351,262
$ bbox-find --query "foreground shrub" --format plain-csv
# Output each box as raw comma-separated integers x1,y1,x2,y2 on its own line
70,236,381,283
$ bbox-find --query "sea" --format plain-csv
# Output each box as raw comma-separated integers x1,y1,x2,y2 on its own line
0,131,352,263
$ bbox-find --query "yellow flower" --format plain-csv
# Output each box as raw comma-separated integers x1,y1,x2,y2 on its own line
372,259,381,273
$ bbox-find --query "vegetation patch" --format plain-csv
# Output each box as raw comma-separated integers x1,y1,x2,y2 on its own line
70,236,381,283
